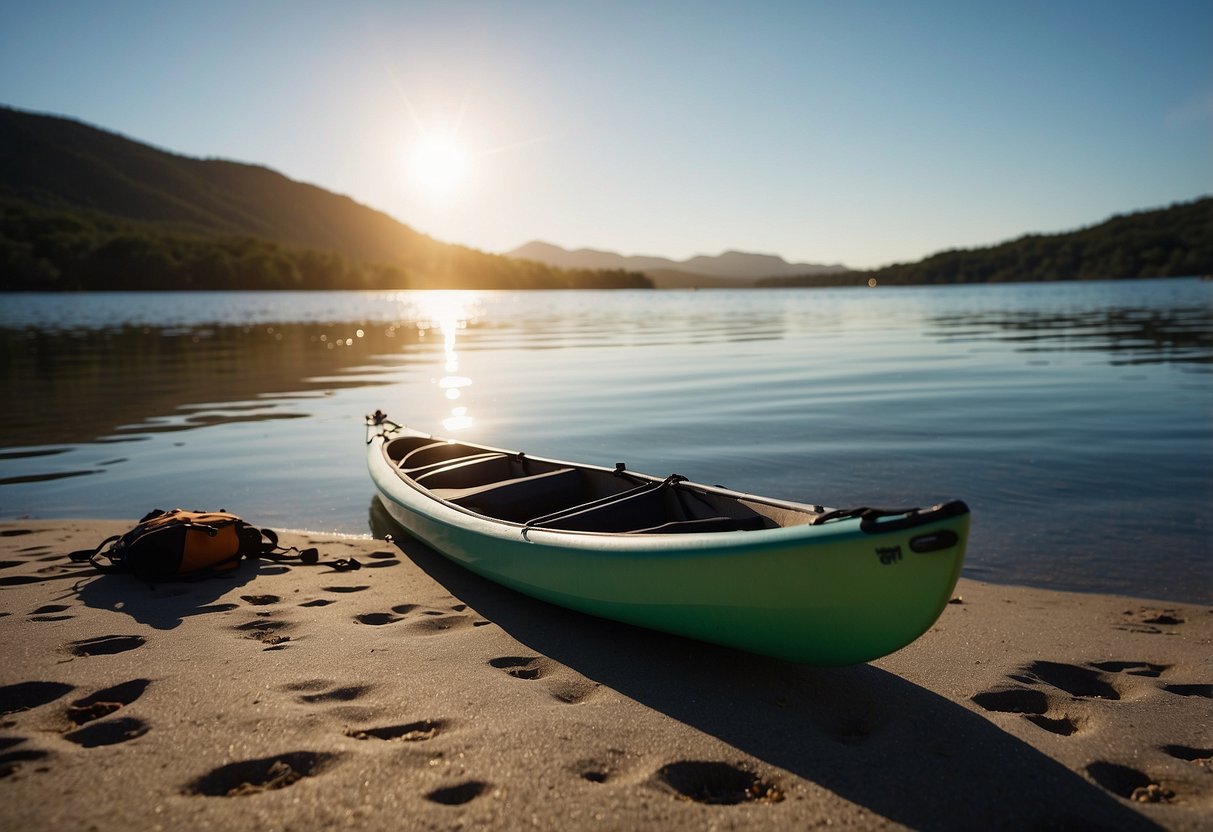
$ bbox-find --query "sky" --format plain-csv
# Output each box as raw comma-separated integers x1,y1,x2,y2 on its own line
1,1,1210,269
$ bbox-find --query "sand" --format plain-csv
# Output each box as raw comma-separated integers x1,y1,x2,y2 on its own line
1,518,1209,831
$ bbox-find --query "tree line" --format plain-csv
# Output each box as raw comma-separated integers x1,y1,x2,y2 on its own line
0,200,653,291
760,197,1212,287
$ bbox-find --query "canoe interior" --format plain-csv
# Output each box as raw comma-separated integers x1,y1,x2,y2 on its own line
385,435,821,534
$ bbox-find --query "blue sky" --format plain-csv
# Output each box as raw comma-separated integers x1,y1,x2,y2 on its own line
2,1,1210,268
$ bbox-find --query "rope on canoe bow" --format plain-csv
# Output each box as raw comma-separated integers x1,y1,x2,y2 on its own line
366,410,404,444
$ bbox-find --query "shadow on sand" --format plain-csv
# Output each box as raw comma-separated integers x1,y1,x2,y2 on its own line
70,562,275,630
370,498,1155,831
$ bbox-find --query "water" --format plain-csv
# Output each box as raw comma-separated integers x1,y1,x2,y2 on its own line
2,280,1210,603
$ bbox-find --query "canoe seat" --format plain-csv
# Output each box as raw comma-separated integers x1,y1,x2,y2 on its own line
530,485,675,533
413,454,522,489
529,480,770,534
403,452,506,477
385,435,437,462
433,467,582,523
626,515,768,534
400,440,492,471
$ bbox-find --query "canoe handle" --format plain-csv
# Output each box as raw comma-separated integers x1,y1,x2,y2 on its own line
859,500,969,533
813,500,969,533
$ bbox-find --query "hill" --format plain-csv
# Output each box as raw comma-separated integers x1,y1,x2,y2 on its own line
759,197,1213,287
0,105,651,290
506,241,846,288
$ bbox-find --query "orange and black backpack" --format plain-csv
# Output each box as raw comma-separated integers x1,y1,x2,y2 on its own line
68,508,323,580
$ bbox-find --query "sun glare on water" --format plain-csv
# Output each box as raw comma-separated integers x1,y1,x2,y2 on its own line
400,291,483,432
407,130,473,198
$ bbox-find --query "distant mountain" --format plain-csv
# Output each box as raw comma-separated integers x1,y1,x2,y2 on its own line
506,241,846,287
0,105,430,261
0,105,651,290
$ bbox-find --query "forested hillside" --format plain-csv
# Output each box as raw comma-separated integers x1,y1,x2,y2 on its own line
3,105,1206,291
0,199,651,291
760,197,1212,287
0,106,650,290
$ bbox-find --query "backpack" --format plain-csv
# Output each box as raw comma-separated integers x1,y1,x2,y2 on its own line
67,508,344,580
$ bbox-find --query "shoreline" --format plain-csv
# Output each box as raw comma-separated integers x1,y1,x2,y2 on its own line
2,519,1210,830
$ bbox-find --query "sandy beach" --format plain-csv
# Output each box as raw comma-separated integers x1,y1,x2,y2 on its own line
1,518,1209,831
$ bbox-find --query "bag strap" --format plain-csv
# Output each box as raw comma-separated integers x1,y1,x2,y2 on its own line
252,528,362,572
68,535,125,573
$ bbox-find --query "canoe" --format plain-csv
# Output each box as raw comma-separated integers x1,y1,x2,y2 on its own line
366,413,970,665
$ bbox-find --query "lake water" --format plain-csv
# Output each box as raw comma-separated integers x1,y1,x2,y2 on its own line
2,279,1210,603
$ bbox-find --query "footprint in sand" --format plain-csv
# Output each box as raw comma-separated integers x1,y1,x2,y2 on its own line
65,679,150,726
63,716,149,748
972,660,1128,735
1088,660,1169,678
60,679,152,748
0,681,75,716
196,602,240,614
1115,607,1186,634
185,751,339,797
282,680,374,705
28,604,73,623
68,635,146,657
232,617,295,649
1162,744,1213,771
547,678,600,705
405,616,465,635
1086,761,1179,804
425,780,490,806
354,602,470,629
278,680,378,722
403,610,472,635
655,760,785,805
0,739,51,780
487,656,599,704
240,594,280,606
355,612,403,626
0,571,89,587
7,541,49,558
345,719,448,742
572,749,630,785
2,545,36,562
488,656,553,681
1013,660,1123,699
973,659,1204,737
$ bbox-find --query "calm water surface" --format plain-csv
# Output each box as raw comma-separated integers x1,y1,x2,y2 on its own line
2,280,1210,603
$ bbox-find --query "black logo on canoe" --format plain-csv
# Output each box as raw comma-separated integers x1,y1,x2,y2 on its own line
876,545,903,565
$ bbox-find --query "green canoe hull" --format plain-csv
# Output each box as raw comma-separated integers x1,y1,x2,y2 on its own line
368,424,969,665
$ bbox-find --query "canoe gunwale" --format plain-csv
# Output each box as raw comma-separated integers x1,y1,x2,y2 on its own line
366,419,968,550
370,423,835,540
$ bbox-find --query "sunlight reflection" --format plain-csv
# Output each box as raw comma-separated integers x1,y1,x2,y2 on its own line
401,291,483,432
443,406,473,432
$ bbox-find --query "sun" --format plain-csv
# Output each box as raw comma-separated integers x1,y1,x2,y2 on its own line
407,130,473,198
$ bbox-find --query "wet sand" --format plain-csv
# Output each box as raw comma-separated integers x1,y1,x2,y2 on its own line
1,519,1210,830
